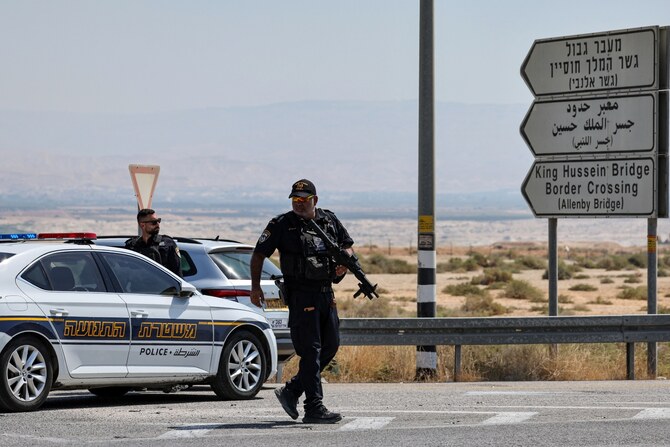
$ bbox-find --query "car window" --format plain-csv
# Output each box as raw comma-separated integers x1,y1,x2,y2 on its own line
0,252,14,263
22,252,106,292
209,250,282,280
100,252,181,295
179,249,197,277
22,263,50,290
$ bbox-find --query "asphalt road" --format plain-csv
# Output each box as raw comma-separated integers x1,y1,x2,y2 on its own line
2,380,670,446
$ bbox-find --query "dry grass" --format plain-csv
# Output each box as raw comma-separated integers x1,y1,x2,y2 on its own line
274,242,670,383
279,344,670,383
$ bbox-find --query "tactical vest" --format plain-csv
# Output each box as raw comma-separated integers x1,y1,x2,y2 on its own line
280,213,339,281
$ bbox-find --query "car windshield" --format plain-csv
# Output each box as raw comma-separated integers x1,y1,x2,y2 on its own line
209,250,281,280
0,253,15,263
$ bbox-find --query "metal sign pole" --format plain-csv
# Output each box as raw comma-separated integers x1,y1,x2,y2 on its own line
548,218,558,316
647,218,658,377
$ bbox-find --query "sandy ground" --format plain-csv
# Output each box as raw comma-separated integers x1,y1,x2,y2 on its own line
332,242,670,317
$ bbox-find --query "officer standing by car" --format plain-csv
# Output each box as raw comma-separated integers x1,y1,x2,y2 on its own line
250,179,353,424
125,208,182,277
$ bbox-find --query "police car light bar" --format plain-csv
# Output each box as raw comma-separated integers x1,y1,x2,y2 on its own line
37,232,97,240
0,233,38,240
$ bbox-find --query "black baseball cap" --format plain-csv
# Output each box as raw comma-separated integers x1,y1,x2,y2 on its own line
288,179,317,198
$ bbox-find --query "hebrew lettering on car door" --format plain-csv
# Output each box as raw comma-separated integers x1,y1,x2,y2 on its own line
99,252,213,377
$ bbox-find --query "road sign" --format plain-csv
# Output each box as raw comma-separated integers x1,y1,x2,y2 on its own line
521,93,657,157
129,164,160,210
521,26,658,97
521,157,656,217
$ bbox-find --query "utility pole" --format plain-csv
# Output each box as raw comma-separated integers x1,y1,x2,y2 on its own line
416,0,437,379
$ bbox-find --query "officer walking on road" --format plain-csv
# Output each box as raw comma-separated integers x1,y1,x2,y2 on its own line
250,179,354,424
125,208,183,277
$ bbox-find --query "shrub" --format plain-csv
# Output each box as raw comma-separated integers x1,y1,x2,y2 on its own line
470,268,513,286
443,282,485,297
542,261,579,280
360,254,415,274
627,253,647,268
439,257,479,273
571,304,591,312
596,255,630,271
600,277,615,284
623,274,642,284
588,296,613,305
568,283,598,292
558,294,572,303
470,252,493,267
460,294,508,316
514,255,546,270
617,286,647,300
502,279,544,301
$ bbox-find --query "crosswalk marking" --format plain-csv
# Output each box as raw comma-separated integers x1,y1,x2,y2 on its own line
338,417,395,431
480,412,538,425
157,424,219,439
632,408,670,419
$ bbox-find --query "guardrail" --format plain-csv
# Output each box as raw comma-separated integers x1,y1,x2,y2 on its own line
339,315,670,380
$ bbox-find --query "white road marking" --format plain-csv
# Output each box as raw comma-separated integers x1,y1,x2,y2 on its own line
466,391,573,396
480,412,538,425
338,417,395,431
157,424,220,439
632,408,670,419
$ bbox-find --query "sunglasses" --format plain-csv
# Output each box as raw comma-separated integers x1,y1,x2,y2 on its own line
140,218,161,225
291,195,314,203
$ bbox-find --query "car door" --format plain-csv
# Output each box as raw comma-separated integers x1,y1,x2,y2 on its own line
17,250,130,378
97,251,214,377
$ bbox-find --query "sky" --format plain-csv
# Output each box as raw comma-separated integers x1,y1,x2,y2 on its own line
1,0,667,114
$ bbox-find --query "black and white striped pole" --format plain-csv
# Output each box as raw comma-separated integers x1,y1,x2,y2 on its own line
416,0,437,379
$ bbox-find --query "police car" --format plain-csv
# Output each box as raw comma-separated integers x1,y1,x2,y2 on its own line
0,232,277,412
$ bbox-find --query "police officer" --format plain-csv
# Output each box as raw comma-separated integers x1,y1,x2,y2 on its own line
125,208,182,277
250,179,353,424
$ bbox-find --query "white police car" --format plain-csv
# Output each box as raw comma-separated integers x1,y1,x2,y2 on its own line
0,232,277,412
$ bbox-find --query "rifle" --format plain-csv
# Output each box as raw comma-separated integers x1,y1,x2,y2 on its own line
305,218,379,300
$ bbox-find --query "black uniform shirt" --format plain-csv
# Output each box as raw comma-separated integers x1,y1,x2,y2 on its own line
254,208,353,284
125,234,183,277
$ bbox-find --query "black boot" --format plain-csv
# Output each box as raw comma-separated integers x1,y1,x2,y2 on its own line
302,405,342,424
274,386,299,420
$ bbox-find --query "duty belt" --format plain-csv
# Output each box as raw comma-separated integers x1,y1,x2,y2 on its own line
287,283,333,293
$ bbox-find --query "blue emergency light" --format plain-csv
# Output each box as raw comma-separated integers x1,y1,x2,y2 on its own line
0,233,38,240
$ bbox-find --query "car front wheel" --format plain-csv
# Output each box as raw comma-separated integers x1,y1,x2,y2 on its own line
211,330,267,400
0,337,53,412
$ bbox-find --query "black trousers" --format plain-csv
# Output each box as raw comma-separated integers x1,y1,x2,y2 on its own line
284,288,340,412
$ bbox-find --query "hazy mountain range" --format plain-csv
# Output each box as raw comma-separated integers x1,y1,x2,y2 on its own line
0,100,534,218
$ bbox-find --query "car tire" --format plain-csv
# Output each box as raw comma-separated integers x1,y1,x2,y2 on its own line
0,337,53,412
88,387,131,399
211,330,267,400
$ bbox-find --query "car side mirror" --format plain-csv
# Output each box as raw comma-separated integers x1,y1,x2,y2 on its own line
179,282,197,298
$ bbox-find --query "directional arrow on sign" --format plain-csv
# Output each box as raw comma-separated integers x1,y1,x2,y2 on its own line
521,26,658,97
520,93,657,157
